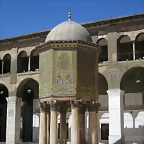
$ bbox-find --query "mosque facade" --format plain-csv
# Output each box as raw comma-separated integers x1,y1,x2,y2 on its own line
0,12,144,144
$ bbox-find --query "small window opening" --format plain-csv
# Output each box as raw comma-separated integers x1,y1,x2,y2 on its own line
30,55,39,71
17,51,28,73
101,124,109,140
117,35,133,61
3,54,11,74
135,33,144,60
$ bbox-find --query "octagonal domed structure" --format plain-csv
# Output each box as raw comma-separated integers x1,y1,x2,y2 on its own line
45,20,92,42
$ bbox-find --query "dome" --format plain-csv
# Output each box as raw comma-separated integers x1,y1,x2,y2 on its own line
45,20,92,42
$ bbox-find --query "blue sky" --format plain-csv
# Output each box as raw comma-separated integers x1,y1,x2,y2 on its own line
0,0,144,39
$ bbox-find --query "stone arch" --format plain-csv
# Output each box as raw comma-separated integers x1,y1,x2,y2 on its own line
30,49,39,71
3,54,11,74
17,76,39,87
17,78,39,99
117,35,133,61
135,111,144,128
101,113,109,119
98,73,108,95
97,38,108,63
120,67,144,106
17,51,28,73
135,33,144,60
98,73,108,108
0,83,9,142
16,78,39,142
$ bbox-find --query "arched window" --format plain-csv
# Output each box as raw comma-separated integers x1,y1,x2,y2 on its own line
117,35,133,61
3,54,11,74
30,50,39,71
135,33,144,60
97,38,108,63
17,51,28,73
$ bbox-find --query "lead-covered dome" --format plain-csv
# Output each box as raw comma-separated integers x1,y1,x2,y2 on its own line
45,20,92,42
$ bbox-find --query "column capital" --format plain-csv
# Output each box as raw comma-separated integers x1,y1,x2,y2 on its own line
70,99,81,109
107,89,125,97
87,100,101,112
39,102,49,112
48,100,58,111
6,96,22,103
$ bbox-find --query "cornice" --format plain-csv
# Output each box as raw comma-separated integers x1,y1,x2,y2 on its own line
35,40,100,54
0,13,144,44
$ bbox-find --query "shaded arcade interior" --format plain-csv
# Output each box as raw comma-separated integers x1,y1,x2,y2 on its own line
117,33,144,61
17,78,39,142
121,67,144,107
17,51,39,73
0,84,8,142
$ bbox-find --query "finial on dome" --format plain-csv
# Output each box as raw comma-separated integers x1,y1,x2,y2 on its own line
68,9,71,20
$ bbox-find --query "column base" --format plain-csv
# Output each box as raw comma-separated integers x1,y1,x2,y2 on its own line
109,135,125,144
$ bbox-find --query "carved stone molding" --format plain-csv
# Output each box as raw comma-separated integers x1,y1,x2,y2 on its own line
87,100,101,112
6,96,22,103
48,100,58,111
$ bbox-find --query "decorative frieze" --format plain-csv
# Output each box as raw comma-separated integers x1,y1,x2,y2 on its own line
87,100,101,112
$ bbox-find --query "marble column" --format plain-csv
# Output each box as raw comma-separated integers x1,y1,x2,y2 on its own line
79,103,86,144
39,102,47,144
33,99,40,143
107,89,125,144
60,105,67,144
47,109,50,144
49,101,58,144
28,56,31,71
133,42,136,60
6,96,21,144
87,100,100,144
71,100,80,144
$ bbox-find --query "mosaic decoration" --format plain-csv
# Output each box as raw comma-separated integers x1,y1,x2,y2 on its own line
76,50,96,96
58,52,70,70
39,50,53,96
51,51,76,95
77,83,96,95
